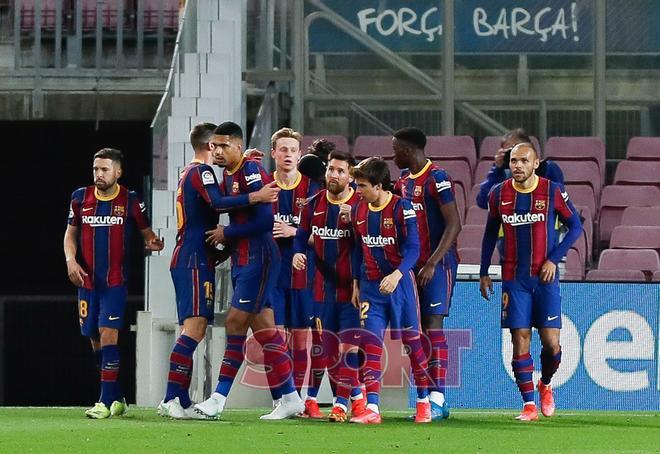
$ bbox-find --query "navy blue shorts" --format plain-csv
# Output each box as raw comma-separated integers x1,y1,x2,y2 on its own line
171,267,216,325
231,243,281,314
314,300,361,344
77,285,127,337
416,256,458,317
501,277,562,329
358,270,422,341
271,287,315,328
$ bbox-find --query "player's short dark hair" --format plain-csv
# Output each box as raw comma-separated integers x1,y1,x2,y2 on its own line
214,121,243,139
393,127,427,150
502,128,531,146
328,149,356,167
307,138,336,163
351,157,391,189
94,148,123,166
190,122,216,150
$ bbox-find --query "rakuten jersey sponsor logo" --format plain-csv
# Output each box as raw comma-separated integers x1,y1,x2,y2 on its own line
311,225,351,239
82,215,125,227
501,212,545,226
362,234,395,247
275,213,300,225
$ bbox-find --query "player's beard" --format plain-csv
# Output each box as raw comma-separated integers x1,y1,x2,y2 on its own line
95,180,112,191
327,180,346,195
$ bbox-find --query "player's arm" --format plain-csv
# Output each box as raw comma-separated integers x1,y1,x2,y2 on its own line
476,164,506,209
351,205,364,308
63,194,87,287
196,165,278,212
292,199,314,270
128,192,164,251
541,185,583,283
480,187,501,300
418,172,462,287
381,201,420,295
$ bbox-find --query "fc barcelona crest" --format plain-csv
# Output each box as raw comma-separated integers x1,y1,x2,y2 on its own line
113,205,125,216
414,186,422,197
232,181,240,193
383,217,394,229
296,197,306,209
534,199,546,210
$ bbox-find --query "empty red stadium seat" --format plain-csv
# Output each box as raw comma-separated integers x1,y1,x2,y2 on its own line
469,183,481,209
478,135,542,161
626,137,660,161
384,158,403,183
613,161,660,188
457,247,500,265
653,270,660,282
545,136,606,182
354,136,392,159
426,136,477,172
610,226,660,253
433,159,472,191
20,0,59,31
566,185,597,218
454,182,466,224
457,225,484,250
473,160,494,185
598,185,660,247
144,0,179,31
556,161,602,204
300,135,350,155
465,205,487,226
563,248,584,280
576,206,594,262
621,206,660,227
585,269,647,282
596,248,660,271
82,0,130,30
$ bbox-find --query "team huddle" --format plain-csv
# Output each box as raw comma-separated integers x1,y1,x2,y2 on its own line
64,123,582,424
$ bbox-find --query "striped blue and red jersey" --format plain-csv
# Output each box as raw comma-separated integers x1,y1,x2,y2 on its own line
352,192,420,281
294,188,359,303
272,171,321,289
480,176,582,280
394,160,457,267
68,184,150,289
221,158,276,266
170,160,251,270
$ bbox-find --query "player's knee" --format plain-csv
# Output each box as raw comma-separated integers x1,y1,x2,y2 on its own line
225,310,250,334
99,328,118,346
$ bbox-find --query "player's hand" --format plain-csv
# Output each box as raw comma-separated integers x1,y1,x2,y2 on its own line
205,225,226,246
540,260,557,284
244,148,265,162
339,204,352,223
273,220,297,238
416,262,436,288
209,246,232,267
494,147,507,168
479,276,493,301
145,236,164,251
351,280,361,309
379,270,402,295
66,260,88,287
250,181,280,204
292,252,307,271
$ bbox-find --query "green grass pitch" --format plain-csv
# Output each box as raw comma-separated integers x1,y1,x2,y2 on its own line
1,407,658,453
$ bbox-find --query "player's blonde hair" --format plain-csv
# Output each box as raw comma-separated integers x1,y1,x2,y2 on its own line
271,127,302,150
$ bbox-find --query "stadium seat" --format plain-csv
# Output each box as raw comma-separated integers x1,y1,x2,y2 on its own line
576,205,594,262
620,206,660,227
563,248,584,281
433,159,473,191
613,161,660,188
598,185,660,247
596,248,660,271
473,160,494,185
454,182,466,224
465,205,488,226
82,0,130,30
300,135,350,155
354,136,392,159
653,270,660,282
457,225,485,250
555,161,602,204
457,247,500,265
626,137,660,161
384,158,403,184
610,226,660,253
469,183,482,209
144,0,179,31
20,0,59,31
585,269,648,282
426,136,477,172
566,185,597,218
544,136,606,182
478,135,542,161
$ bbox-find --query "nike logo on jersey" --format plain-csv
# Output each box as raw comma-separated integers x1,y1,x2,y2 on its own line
547,315,559,321
501,201,513,206
108,316,120,321
429,302,442,308
82,207,94,212
357,220,366,225
239,298,251,304
313,211,325,216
